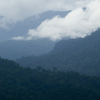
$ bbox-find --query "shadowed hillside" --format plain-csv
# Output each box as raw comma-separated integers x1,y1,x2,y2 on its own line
16,29,100,76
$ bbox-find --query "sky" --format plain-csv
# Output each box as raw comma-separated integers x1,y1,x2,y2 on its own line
0,0,100,41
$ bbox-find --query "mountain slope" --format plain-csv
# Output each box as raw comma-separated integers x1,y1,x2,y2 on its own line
16,29,100,76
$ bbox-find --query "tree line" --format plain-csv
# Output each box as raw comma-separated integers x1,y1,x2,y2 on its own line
0,57,100,100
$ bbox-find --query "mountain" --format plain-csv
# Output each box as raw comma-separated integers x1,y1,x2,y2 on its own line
0,38,56,60
0,10,70,42
0,10,70,60
0,57,100,100
16,29,100,76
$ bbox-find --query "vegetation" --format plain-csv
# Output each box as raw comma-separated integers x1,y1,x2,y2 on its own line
16,29,100,76
0,57,100,99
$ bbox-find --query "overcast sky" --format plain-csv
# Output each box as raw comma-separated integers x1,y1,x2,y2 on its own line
0,0,100,41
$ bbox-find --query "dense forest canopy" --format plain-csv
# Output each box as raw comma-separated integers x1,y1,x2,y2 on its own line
16,29,100,76
0,57,100,100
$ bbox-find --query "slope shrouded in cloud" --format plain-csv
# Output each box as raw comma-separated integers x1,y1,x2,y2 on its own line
0,0,91,28
18,0,100,41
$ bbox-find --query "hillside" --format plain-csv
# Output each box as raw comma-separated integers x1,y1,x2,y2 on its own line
0,39,55,60
0,57,100,100
16,29,100,76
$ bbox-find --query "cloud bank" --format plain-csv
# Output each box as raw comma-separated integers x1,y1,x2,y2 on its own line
0,0,91,28
14,0,100,41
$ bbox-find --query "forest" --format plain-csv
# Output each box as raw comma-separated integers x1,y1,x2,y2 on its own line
1,1,100,100
0,57,100,100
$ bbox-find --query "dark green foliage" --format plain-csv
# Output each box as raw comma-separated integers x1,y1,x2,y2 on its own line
16,29,100,76
0,57,100,99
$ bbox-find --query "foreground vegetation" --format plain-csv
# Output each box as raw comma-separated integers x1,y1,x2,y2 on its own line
0,57,100,100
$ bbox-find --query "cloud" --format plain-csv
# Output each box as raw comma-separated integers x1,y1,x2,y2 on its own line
16,0,100,41
12,36,25,40
0,0,91,28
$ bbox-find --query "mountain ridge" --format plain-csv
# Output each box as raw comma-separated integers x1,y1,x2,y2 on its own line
16,29,100,76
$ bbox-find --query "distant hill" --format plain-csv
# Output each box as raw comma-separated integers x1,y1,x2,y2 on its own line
0,57,100,100
0,38,56,60
16,29,100,76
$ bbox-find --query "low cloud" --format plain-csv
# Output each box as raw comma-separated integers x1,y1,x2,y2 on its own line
0,0,91,28
12,36,25,40
17,0,100,41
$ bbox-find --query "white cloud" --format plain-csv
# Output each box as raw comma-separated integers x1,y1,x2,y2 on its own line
18,0,100,41
12,36,25,40
0,0,92,28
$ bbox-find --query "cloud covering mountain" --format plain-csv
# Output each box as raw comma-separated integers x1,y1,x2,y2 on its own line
0,0,100,41
13,0,100,41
